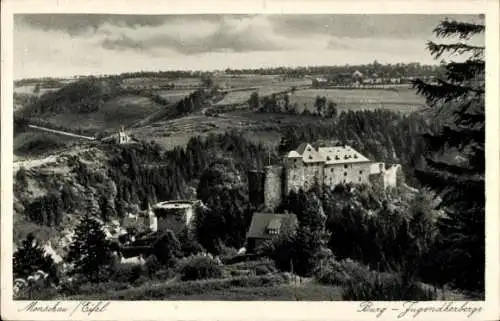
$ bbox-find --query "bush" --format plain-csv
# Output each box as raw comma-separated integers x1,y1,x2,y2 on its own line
228,259,278,276
316,258,374,286
342,273,438,301
108,262,146,284
320,259,438,300
179,255,224,281
144,255,162,278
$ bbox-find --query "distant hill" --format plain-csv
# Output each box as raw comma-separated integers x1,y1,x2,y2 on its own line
16,77,174,133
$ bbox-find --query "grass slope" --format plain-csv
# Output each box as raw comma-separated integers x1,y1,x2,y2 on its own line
291,88,427,114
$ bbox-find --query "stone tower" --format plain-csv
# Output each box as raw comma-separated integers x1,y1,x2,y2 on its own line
248,170,266,208
263,165,283,212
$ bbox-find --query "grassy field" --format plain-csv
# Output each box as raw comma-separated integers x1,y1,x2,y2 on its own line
154,89,195,103
65,275,344,301
290,88,427,114
126,284,343,300
41,95,165,133
132,110,327,150
14,85,60,96
14,129,79,157
214,86,293,106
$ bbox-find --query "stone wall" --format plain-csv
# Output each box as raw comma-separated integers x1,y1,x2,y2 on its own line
285,158,304,194
248,170,265,207
323,162,372,187
264,165,283,212
154,205,192,234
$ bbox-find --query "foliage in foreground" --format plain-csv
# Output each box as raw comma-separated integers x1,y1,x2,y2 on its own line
178,255,224,281
412,17,485,292
13,233,58,283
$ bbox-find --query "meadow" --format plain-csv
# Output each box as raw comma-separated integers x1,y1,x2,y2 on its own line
154,89,196,103
290,88,427,114
33,95,166,133
214,86,293,106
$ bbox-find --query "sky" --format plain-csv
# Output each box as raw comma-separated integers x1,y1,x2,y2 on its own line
14,14,485,79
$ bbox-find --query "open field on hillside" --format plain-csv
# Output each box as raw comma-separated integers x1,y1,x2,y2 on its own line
291,88,427,114
214,86,294,106
213,74,310,89
14,85,60,96
14,129,80,157
37,95,164,133
154,89,195,103
131,110,329,150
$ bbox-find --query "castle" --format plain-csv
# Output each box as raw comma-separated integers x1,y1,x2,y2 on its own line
248,143,404,212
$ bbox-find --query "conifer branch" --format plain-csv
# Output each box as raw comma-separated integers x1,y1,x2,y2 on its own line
445,60,485,83
412,79,482,107
434,19,485,40
427,41,484,60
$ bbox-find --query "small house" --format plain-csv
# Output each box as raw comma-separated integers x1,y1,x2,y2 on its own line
246,213,298,252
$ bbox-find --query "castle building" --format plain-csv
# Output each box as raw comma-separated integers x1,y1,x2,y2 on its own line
284,143,373,194
248,143,403,212
152,200,197,234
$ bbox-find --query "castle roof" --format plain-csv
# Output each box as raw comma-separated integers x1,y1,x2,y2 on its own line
287,143,371,164
319,146,371,165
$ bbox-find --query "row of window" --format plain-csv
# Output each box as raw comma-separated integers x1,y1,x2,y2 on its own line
292,169,365,179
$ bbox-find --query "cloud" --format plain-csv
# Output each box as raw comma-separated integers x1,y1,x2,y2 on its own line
13,14,485,79
97,15,300,55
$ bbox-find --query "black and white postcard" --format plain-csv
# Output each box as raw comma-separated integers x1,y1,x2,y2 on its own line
1,0,499,320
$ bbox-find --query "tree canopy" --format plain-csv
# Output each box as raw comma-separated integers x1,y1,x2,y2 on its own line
412,17,485,292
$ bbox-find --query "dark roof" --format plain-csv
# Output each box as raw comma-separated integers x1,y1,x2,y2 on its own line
246,213,298,239
121,245,152,258
295,143,310,155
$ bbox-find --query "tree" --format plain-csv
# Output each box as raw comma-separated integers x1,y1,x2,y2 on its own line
314,96,327,116
284,94,290,113
412,17,485,292
248,91,260,110
13,233,58,282
325,101,338,118
66,214,114,283
201,73,214,88
152,230,182,266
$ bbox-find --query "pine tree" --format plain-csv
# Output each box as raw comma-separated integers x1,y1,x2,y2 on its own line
66,214,114,283
412,17,485,292
13,233,57,282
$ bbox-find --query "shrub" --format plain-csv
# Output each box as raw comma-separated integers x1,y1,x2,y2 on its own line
144,255,162,278
316,258,374,286
342,273,438,301
179,255,224,281
322,259,438,301
108,262,145,284
229,259,278,276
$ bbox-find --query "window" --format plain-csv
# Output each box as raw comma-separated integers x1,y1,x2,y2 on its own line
359,177,362,182
359,170,363,174
344,164,348,169
344,172,347,176
330,168,334,173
